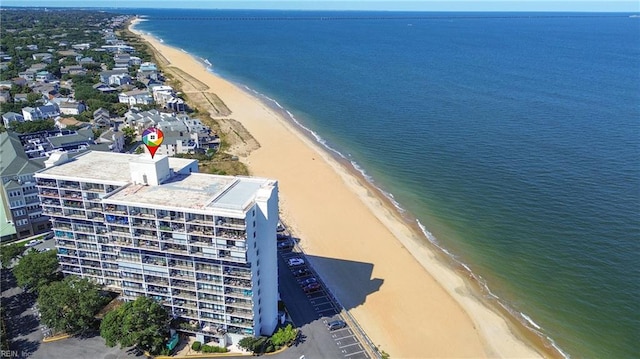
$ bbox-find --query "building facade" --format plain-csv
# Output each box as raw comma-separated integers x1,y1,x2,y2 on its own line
34,151,279,345
0,132,50,241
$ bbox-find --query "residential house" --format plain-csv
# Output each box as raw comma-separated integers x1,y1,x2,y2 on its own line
14,94,28,103
78,57,95,65
100,44,134,53
108,73,132,86
26,44,38,51
137,62,160,81
0,91,10,103
31,83,59,100
0,81,12,90
118,90,153,106
114,53,131,68
58,49,80,57
61,65,86,76
32,53,53,63
97,128,125,152
0,132,50,240
46,128,95,152
92,83,118,94
55,117,89,129
166,97,186,113
99,69,128,84
35,71,55,82
18,70,36,81
22,104,60,121
151,85,174,103
59,101,86,115
2,112,24,128
93,108,111,128
71,43,91,51
11,78,28,87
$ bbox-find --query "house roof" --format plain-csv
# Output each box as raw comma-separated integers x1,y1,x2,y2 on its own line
47,129,94,148
0,132,44,177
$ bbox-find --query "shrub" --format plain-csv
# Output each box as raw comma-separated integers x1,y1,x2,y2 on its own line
191,341,201,351
204,345,228,353
265,344,275,353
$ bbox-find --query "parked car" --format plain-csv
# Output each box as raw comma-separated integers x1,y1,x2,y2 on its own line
43,232,54,240
303,282,321,293
277,232,289,240
292,268,311,277
25,239,43,248
327,320,347,331
299,277,317,286
38,248,52,253
287,258,305,267
278,239,294,250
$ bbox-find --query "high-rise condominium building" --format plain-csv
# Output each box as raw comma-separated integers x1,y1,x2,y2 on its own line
34,151,279,345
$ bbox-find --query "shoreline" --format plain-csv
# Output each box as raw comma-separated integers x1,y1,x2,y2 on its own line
128,17,558,359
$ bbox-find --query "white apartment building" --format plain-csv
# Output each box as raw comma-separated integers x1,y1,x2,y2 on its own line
34,151,279,345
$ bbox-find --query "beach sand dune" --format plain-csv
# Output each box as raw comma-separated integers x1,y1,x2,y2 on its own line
130,19,544,359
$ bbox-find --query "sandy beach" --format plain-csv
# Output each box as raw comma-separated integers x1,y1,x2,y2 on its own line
129,18,545,358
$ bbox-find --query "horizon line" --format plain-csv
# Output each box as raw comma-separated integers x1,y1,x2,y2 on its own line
1,6,639,13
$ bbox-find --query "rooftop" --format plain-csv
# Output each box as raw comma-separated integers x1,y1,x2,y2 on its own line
35,151,195,184
106,172,272,212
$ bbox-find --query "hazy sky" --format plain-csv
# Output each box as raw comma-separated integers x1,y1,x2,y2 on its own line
1,1,638,12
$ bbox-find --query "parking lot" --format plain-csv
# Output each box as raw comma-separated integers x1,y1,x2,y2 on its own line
278,235,371,359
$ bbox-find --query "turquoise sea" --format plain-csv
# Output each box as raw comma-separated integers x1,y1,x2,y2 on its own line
130,10,640,359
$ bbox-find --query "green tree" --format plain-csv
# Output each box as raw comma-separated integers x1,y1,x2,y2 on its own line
100,296,170,355
38,276,106,335
59,87,71,96
12,249,58,292
111,103,129,117
10,119,55,133
270,324,297,347
0,243,25,268
238,336,260,352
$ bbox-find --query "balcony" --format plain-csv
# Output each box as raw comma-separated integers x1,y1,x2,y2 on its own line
216,218,246,230
198,294,224,304
82,183,104,192
119,254,140,263
195,264,221,275
224,288,252,298
226,307,253,318
224,267,251,279
173,308,198,319
170,270,194,280
36,179,58,188
145,275,169,285
132,219,156,229
224,278,251,288
217,229,246,240
187,226,213,236
169,260,192,269
40,190,60,198
189,236,211,246
106,215,129,225
148,286,170,295
60,191,82,200
104,205,127,215
172,290,197,301
172,280,195,290
59,181,81,190
142,255,167,267
197,274,222,285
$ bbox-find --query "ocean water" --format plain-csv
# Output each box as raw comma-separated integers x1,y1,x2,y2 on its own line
130,10,640,358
